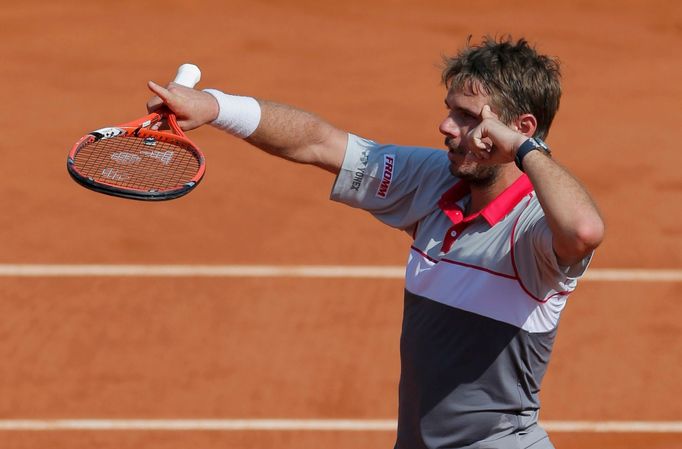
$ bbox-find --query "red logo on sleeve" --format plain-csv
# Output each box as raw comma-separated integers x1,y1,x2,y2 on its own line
376,154,395,198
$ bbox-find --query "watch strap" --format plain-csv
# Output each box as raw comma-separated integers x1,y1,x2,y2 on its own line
514,137,550,172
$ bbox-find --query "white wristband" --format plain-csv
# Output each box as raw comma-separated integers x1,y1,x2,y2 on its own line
203,89,261,138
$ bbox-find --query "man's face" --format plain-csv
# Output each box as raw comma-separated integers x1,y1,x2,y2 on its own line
439,85,500,186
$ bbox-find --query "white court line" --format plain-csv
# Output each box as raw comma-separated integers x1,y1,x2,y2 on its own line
0,419,680,433
0,264,403,278
0,265,680,281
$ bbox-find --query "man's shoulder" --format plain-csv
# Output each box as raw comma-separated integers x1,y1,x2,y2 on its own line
514,191,545,227
348,134,447,161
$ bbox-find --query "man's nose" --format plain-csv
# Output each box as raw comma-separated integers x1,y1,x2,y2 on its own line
439,116,460,138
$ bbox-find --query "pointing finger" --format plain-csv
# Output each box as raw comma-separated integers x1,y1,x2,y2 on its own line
147,80,173,102
146,81,171,113
481,104,497,120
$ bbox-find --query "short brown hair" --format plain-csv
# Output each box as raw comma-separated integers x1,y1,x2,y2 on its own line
442,36,561,140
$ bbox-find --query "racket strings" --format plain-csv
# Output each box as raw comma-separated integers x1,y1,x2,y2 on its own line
74,136,201,191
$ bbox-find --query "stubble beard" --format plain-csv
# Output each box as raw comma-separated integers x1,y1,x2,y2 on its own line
446,138,500,187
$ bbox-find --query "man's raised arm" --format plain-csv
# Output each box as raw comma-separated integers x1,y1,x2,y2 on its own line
147,81,348,174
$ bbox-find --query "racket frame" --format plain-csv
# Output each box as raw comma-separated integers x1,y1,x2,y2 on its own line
67,111,206,201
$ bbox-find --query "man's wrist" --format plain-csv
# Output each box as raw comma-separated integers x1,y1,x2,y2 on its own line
514,137,551,172
203,89,262,138
204,92,220,124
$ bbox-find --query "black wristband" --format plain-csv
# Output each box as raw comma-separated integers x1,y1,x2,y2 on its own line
514,137,551,172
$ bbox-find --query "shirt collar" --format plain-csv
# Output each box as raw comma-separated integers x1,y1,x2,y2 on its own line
438,174,534,226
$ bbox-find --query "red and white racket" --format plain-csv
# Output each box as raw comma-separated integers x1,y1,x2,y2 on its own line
67,64,205,201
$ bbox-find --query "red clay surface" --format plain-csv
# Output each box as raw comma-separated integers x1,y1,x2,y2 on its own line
1,1,681,448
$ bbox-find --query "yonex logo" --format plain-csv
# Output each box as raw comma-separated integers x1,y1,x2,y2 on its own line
91,127,124,140
141,150,174,165
111,152,142,165
376,154,395,198
101,167,130,181
350,149,370,191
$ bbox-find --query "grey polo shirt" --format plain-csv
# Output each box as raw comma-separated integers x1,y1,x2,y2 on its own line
330,134,591,449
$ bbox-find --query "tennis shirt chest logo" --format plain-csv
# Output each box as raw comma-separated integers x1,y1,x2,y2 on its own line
376,154,395,198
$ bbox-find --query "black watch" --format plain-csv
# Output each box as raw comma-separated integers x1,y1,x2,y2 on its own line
514,137,551,172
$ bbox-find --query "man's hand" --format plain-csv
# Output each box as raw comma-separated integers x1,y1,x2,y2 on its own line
463,105,529,164
147,81,219,131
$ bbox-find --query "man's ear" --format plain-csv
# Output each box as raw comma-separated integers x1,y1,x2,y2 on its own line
515,113,538,137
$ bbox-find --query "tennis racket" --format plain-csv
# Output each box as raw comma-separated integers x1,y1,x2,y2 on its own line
67,64,205,201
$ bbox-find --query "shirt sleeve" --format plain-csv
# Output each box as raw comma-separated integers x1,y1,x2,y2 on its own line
330,133,454,232
512,197,593,300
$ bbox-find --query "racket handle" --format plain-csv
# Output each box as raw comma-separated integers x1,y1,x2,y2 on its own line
174,63,201,88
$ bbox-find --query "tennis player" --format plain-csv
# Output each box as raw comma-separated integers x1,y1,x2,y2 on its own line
148,36,604,449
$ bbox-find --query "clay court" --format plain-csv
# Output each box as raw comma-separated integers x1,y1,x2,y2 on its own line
0,0,681,448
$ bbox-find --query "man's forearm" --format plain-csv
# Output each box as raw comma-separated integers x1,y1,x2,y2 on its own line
522,150,605,266
245,100,347,174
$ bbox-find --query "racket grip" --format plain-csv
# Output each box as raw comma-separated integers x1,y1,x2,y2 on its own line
174,64,202,88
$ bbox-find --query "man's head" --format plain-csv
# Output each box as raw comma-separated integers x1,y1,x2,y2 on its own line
442,36,561,140
440,36,562,185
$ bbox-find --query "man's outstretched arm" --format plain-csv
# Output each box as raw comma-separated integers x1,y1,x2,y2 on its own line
147,81,348,174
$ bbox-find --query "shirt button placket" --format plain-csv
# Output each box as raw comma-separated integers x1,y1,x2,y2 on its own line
441,206,464,254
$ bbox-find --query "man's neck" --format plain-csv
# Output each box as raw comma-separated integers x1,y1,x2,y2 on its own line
467,166,524,216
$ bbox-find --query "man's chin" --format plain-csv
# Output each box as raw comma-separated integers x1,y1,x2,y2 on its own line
449,164,499,187
448,163,479,180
